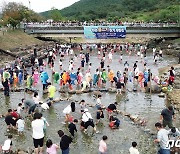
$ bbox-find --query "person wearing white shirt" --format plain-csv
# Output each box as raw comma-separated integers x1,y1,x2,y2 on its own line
82,108,96,133
40,102,50,110
69,62,73,71
137,51,140,56
33,92,41,105
159,49,163,57
129,142,139,154
153,48,156,56
16,117,25,133
2,135,13,153
96,94,102,109
17,103,23,115
135,67,139,77
70,49,74,55
63,102,75,122
154,122,170,154
49,51,53,57
108,52,112,62
31,113,45,154
99,136,108,154
59,59,63,70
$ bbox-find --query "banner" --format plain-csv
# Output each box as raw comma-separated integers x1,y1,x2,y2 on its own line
84,26,126,39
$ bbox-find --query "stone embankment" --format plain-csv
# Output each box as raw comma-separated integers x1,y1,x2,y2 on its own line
159,64,180,111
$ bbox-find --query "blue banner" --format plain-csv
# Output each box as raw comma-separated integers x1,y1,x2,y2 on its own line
84,26,126,39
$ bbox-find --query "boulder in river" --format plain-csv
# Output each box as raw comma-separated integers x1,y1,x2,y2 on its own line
151,85,161,93
108,87,116,93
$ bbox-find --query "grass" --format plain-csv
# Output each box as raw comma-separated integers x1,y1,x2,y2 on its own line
0,29,43,51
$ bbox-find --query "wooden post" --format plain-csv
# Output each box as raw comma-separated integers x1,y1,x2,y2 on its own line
23,66,26,99
69,37,72,43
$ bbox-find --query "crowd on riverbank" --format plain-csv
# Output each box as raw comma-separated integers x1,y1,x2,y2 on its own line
0,42,179,154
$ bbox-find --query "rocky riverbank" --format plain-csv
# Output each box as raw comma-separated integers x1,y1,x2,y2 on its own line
147,37,180,110
147,37,180,56
158,63,180,111
0,30,56,67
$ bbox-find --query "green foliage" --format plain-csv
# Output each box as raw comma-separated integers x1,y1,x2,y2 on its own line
2,2,43,28
40,0,179,22
134,5,179,22
48,7,63,21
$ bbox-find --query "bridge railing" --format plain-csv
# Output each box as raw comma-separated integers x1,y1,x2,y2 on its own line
24,22,179,29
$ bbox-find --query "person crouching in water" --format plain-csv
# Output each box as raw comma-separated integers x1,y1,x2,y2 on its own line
63,102,75,123
68,119,78,137
107,102,117,118
81,108,96,133
109,116,120,129
1,135,13,153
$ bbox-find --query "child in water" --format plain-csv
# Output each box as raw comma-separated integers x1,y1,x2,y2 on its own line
68,119,78,137
46,139,59,154
109,116,120,129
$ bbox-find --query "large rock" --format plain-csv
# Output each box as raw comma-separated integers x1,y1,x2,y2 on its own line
151,85,161,93
108,87,116,93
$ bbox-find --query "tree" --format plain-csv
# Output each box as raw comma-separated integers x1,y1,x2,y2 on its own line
2,2,42,28
49,7,62,21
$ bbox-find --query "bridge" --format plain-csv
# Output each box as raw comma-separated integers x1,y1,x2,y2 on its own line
25,26,180,39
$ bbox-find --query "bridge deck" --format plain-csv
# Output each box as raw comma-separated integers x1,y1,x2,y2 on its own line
25,27,180,38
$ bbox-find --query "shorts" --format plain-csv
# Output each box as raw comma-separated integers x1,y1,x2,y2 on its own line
80,121,85,127
134,76,138,80
96,113,101,120
5,117,16,126
33,137,44,148
115,120,120,127
102,80,106,83
96,104,101,109
49,97,53,101
28,104,37,114
5,118,11,126
163,120,173,128
84,120,95,129
144,82,147,87
121,83,125,88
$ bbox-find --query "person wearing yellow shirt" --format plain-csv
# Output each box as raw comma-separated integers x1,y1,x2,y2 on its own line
48,83,56,100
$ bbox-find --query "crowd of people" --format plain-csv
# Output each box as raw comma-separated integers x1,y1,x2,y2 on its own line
0,42,179,154
24,21,179,29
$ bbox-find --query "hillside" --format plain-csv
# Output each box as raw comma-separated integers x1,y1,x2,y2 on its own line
41,0,179,22
0,30,43,51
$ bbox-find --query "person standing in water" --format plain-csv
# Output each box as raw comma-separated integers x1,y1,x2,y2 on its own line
98,135,108,154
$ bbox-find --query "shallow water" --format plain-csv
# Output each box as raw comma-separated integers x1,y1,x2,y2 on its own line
0,48,179,154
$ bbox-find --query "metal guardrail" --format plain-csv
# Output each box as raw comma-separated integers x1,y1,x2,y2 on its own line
25,23,179,28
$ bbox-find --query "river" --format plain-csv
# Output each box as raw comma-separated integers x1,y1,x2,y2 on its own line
0,46,179,154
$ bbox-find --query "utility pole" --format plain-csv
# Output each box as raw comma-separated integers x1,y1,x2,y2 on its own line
28,0,31,9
